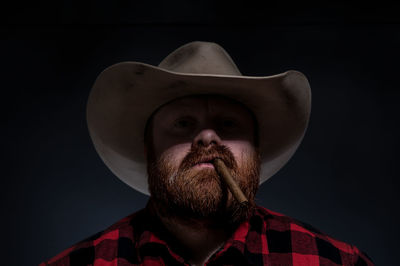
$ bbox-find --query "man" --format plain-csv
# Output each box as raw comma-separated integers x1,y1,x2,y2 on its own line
42,42,373,265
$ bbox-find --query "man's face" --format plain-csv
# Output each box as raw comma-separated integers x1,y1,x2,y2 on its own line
146,95,260,225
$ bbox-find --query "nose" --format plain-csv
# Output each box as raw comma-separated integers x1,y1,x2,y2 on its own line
193,129,222,148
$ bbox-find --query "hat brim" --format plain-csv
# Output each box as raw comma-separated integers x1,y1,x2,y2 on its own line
87,62,311,195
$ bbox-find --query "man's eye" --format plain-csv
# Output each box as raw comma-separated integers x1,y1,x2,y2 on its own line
220,119,237,128
173,118,194,129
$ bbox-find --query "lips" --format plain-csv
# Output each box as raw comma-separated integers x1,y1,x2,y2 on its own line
193,156,219,166
179,145,237,172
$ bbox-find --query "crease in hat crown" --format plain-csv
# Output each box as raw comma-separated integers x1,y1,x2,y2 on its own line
158,41,242,76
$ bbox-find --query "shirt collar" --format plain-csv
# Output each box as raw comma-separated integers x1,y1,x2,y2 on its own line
135,203,260,265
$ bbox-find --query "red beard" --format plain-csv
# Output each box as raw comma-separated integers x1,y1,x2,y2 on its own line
147,145,260,227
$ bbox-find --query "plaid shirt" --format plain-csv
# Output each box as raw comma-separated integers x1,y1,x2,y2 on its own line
41,205,373,266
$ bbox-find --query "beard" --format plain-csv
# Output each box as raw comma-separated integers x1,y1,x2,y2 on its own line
147,145,261,228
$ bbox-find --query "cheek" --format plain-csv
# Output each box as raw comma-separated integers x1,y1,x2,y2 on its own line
225,141,256,163
159,143,191,165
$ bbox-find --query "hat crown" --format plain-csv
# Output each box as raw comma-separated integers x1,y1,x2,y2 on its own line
158,41,242,76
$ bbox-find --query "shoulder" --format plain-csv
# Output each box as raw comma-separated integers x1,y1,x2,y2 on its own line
40,209,146,265
252,206,374,265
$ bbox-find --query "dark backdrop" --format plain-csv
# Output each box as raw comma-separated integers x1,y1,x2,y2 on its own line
1,2,399,265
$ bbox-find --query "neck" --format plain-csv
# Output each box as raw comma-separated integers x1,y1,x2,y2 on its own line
148,199,233,265
162,215,229,265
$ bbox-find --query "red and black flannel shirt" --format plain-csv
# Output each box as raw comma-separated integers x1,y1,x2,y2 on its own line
41,205,373,265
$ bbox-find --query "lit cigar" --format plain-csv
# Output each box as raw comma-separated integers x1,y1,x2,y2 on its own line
213,158,248,206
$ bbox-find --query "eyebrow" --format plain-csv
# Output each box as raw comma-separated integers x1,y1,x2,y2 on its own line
165,106,195,116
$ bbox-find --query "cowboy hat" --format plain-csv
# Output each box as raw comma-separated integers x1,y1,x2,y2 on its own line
86,41,311,195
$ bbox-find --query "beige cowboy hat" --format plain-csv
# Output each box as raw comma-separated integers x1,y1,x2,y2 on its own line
87,41,311,195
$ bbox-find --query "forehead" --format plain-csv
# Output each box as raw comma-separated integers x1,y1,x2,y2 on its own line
153,95,254,118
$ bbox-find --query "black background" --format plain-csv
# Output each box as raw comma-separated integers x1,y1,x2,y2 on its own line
1,2,399,265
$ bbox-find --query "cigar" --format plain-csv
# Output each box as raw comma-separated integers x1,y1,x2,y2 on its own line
213,158,248,206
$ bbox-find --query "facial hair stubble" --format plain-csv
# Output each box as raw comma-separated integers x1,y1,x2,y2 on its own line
147,145,261,227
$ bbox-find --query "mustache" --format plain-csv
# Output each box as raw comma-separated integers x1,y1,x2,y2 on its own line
179,145,237,171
